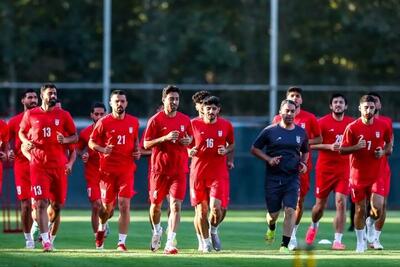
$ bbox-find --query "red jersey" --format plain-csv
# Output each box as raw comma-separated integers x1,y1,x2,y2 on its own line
315,114,354,174
144,111,192,176
90,113,139,173
190,117,234,180
0,119,9,147
342,118,391,186
19,107,76,168
8,113,28,164
78,124,99,170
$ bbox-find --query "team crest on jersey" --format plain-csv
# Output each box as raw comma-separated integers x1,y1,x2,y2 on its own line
180,125,185,132
55,119,60,126
129,127,133,134
296,136,301,144
300,123,305,129
376,131,380,138
218,130,223,137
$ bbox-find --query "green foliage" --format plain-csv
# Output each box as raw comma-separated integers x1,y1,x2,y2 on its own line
1,0,398,84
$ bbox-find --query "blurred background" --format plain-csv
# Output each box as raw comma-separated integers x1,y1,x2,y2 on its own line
1,0,399,209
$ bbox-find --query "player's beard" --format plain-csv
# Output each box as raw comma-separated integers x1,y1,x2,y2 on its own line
116,106,125,115
26,102,38,109
48,98,57,107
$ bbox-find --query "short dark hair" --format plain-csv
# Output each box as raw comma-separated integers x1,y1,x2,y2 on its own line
110,89,127,98
366,91,382,102
40,83,57,93
21,89,37,99
202,96,221,107
286,86,303,96
91,102,106,113
192,90,211,104
359,95,376,104
162,85,180,100
280,99,297,109
330,93,347,105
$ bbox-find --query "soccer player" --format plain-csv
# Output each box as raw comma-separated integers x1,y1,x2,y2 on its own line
189,96,234,252
364,92,394,250
144,85,192,254
77,102,107,238
272,86,321,250
251,99,309,253
191,90,211,251
89,90,140,252
19,83,78,252
304,93,354,249
340,95,392,253
7,89,38,248
0,119,9,195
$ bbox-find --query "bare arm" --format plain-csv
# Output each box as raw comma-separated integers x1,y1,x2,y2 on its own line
143,130,179,149
250,146,282,166
308,135,322,145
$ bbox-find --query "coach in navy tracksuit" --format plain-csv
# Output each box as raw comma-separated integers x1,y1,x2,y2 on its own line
251,99,309,252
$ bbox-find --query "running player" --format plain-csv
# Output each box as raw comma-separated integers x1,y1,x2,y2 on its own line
340,95,392,253
252,99,309,253
19,83,78,252
272,86,321,250
365,92,394,250
304,93,354,249
189,96,234,252
77,102,108,240
7,89,38,248
144,85,192,254
89,90,140,252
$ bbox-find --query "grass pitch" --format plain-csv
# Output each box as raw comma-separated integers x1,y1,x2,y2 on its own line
1,209,400,267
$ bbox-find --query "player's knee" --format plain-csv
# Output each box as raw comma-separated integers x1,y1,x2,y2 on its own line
170,203,181,214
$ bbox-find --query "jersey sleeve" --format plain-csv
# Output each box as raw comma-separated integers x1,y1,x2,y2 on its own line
63,111,77,136
300,132,309,153
309,115,321,139
144,117,157,141
19,110,31,133
252,127,269,150
226,121,234,145
77,130,88,151
341,124,354,147
89,120,104,146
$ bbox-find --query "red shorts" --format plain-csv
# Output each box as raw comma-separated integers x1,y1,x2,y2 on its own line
149,172,187,205
190,174,229,209
222,176,230,209
30,164,67,205
99,166,135,204
350,180,385,202
84,164,101,202
299,171,310,198
14,160,31,200
315,171,349,199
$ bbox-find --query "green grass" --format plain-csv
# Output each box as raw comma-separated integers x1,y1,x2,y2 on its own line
1,210,400,267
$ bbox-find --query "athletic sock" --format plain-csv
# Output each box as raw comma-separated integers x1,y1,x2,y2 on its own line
355,229,364,243
281,235,291,247
291,225,298,239
166,231,176,248
118,233,127,245
311,222,319,229
375,230,382,241
210,226,218,234
98,223,107,232
41,232,50,243
334,233,343,243
196,233,202,245
153,223,162,233
269,223,276,231
24,233,33,241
